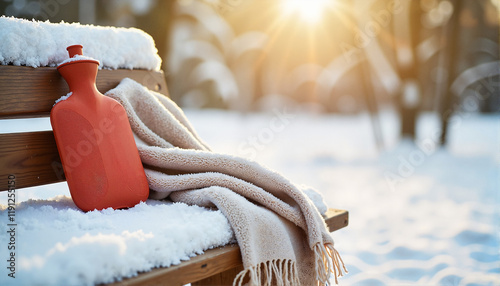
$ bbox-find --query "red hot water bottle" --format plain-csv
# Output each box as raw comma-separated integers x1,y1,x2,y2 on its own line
50,45,149,212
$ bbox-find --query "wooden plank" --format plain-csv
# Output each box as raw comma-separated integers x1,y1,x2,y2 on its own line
107,209,348,286
325,208,349,231
106,245,242,286
0,131,64,191
0,65,168,118
192,265,244,286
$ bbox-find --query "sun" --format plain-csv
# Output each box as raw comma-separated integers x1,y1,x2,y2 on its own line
282,0,330,24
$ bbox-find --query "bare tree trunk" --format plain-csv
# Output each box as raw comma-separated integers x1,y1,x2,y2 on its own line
394,0,422,141
439,0,463,145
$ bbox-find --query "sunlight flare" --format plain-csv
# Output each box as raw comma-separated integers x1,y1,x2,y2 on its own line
282,0,330,23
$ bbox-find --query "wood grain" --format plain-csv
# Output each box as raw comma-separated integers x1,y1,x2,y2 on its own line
105,245,242,286
325,208,349,230
192,265,244,286
0,65,168,118
0,131,64,190
106,209,348,286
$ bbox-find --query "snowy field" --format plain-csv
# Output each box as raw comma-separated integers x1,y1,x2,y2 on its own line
187,108,500,286
1,108,499,285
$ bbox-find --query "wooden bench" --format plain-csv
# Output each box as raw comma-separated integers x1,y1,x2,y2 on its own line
0,65,349,286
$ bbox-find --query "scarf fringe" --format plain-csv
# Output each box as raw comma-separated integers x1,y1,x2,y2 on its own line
233,259,300,286
314,243,348,285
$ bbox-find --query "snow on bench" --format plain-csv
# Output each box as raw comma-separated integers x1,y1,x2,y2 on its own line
0,16,161,70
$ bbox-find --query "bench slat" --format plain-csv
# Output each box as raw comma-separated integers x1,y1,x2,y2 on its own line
0,131,64,190
106,209,348,286
0,65,168,119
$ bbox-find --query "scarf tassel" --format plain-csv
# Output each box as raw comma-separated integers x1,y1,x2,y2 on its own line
233,259,300,286
314,243,348,285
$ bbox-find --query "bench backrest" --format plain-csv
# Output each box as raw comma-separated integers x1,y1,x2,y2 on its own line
0,65,168,191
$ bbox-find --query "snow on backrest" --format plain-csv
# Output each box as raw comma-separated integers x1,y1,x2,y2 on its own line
0,16,162,71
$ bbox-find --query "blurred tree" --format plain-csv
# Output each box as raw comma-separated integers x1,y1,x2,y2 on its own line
0,0,79,22
393,0,422,140
439,0,499,145
93,0,174,68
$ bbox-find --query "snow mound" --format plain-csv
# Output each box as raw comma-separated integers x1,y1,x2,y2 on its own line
0,188,330,285
0,16,162,70
0,197,234,285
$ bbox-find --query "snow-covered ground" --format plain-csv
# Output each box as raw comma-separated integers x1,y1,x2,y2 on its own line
187,108,500,286
1,108,499,285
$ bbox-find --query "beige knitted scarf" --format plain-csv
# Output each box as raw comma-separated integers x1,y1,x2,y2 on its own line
105,78,346,285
